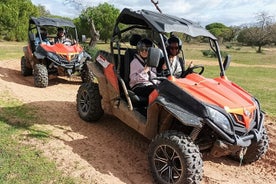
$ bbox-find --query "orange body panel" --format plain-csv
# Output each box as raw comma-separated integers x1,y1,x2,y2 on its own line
174,73,256,128
104,63,119,93
41,43,83,61
96,54,119,93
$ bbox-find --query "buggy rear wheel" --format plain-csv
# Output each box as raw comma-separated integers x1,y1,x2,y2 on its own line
21,56,32,76
77,82,104,121
148,130,203,184
33,63,48,88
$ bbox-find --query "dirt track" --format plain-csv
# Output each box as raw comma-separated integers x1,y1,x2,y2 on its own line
0,59,275,184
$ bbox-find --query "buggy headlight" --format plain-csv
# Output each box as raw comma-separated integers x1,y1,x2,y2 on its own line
78,52,84,61
207,107,233,134
48,52,59,61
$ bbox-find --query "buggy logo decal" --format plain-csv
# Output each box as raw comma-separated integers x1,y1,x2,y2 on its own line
96,55,110,68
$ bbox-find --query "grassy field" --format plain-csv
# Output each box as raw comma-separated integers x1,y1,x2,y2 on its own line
0,41,25,60
0,91,77,184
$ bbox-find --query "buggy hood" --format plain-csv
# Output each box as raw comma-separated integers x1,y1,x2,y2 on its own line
174,74,255,112
41,43,83,54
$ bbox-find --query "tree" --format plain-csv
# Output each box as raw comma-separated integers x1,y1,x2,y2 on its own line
205,23,234,43
78,3,120,44
0,0,42,41
237,12,275,53
36,4,51,17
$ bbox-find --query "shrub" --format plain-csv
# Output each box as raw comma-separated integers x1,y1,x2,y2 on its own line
201,50,228,58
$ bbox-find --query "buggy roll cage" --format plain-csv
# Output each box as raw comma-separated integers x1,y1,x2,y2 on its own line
28,17,79,44
110,8,227,78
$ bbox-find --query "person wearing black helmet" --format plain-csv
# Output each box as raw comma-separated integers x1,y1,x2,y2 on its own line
54,27,66,43
129,38,156,104
54,27,72,45
158,36,184,78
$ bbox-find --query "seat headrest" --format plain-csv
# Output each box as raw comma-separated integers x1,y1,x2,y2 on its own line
129,34,142,46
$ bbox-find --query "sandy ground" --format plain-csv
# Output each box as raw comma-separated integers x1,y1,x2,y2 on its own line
0,59,275,184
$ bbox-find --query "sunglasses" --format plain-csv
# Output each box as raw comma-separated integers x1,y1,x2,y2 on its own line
170,46,179,50
140,48,148,52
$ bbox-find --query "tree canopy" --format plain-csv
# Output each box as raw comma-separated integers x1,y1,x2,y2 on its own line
0,0,41,41
205,23,234,43
76,3,120,43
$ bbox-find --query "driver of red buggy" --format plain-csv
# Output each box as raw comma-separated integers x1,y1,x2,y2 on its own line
54,27,72,45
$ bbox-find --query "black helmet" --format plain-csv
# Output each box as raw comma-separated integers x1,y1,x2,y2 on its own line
167,36,182,50
57,27,64,33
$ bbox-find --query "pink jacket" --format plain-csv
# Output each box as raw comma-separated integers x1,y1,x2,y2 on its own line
129,54,156,89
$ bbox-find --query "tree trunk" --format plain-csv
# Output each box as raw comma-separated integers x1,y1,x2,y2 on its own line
88,19,100,48
257,45,262,53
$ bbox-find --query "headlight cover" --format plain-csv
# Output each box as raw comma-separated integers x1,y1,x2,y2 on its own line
78,52,84,62
47,52,59,61
207,106,233,135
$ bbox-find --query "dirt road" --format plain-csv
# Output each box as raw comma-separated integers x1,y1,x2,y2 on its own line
0,59,275,184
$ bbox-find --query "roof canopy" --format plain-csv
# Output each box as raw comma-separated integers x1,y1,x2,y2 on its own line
116,8,216,40
29,17,75,28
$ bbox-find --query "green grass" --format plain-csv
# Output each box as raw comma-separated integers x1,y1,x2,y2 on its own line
0,91,76,184
0,41,25,60
184,43,276,66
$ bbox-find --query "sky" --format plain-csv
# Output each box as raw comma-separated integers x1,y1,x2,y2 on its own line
31,0,276,27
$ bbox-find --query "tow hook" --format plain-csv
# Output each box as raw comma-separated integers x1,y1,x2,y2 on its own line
239,147,248,166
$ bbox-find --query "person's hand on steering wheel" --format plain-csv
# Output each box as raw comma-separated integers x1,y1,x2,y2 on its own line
182,61,204,77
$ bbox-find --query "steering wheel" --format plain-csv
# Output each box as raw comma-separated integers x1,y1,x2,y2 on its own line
182,64,204,77
62,39,73,46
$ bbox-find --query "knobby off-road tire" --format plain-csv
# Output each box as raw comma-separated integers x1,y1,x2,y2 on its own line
33,64,48,88
21,56,32,76
148,130,203,184
77,82,104,122
80,63,94,83
234,126,269,164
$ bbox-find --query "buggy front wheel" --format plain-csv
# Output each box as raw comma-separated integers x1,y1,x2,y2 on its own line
148,130,203,184
33,63,48,88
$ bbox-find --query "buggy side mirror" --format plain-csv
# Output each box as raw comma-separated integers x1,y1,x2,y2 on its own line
147,47,160,67
81,35,86,43
223,55,231,71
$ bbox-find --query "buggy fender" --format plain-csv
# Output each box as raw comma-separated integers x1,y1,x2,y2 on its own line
155,96,203,127
144,99,202,139
33,51,46,60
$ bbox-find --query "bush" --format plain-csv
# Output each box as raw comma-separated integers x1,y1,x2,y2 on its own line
226,44,232,49
202,50,213,57
201,50,228,58
82,44,98,60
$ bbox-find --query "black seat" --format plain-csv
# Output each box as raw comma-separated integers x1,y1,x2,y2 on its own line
123,34,148,107
123,48,137,89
